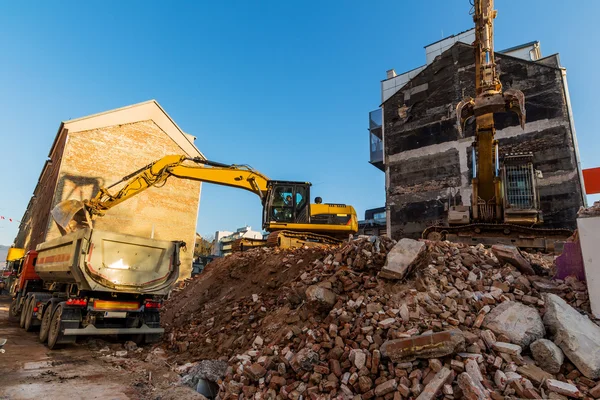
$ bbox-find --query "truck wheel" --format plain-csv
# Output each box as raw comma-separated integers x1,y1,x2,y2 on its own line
47,305,64,350
24,297,37,332
9,298,20,319
39,304,54,343
19,297,31,329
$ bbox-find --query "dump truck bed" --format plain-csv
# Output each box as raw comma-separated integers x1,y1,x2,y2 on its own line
35,228,179,295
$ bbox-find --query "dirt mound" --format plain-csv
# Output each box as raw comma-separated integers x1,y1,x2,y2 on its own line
163,238,597,399
162,245,334,359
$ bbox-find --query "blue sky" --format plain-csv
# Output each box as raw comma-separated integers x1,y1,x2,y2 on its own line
0,1,599,244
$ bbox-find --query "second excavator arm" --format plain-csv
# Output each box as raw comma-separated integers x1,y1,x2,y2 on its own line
51,154,270,232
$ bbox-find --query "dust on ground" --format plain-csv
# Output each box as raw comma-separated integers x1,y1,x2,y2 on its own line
0,296,201,400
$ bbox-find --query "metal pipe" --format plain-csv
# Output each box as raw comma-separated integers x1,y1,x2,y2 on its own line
495,142,499,177
472,146,477,178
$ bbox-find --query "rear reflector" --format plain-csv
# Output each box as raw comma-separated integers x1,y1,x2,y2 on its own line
93,300,139,311
33,307,39,312
144,301,162,309
66,298,88,307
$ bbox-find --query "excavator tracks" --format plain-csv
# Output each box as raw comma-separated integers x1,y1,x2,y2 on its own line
229,231,344,253
266,230,343,249
422,223,573,252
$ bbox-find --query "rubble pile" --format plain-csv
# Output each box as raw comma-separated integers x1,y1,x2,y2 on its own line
163,237,600,399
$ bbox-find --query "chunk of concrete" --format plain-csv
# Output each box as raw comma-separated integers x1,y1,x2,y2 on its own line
545,379,582,398
181,360,228,389
530,338,564,374
380,330,465,362
349,349,366,370
493,342,522,356
305,285,336,312
491,244,535,275
379,238,428,280
483,301,545,347
543,293,600,379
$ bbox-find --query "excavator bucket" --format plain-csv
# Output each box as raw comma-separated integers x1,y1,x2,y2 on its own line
51,199,91,233
503,89,526,129
456,97,475,135
457,89,526,134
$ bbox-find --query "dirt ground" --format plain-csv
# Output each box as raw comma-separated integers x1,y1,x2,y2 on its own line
0,296,202,400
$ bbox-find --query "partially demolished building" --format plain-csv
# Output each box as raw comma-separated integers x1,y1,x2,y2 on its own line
369,30,586,239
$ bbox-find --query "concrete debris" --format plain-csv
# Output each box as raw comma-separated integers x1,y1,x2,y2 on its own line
492,342,522,356
546,378,583,398
181,360,228,389
483,300,545,347
305,285,337,312
578,200,600,218
159,236,600,399
544,293,600,379
379,238,428,280
530,338,565,374
491,244,535,275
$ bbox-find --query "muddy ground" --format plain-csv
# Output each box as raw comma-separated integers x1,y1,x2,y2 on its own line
0,296,202,400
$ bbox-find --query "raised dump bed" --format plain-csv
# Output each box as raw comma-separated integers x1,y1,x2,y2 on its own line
10,228,183,349
35,228,179,294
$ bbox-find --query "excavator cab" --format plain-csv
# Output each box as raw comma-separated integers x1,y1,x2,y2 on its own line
262,181,358,242
263,181,311,226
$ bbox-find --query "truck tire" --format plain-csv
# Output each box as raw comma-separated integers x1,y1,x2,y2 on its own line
47,304,64,350
23,297,36,332
39,303,55,343
19,296,31,329
9,298,20,319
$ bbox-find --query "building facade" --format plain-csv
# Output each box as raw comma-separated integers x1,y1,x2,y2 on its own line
14,100,204,279
369,31,585,240
212,226,263,257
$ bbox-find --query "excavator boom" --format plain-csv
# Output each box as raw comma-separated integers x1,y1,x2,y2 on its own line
52,155,270,233
51,154,358,249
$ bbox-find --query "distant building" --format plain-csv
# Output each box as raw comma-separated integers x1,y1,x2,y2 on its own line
368,29,585,239
212,226,263,257
14,100,204,279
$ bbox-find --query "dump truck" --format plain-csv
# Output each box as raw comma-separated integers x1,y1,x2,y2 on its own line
2,247,25,294
9,227,182,349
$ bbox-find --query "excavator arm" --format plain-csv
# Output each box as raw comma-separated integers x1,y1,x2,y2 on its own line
51,154,270,232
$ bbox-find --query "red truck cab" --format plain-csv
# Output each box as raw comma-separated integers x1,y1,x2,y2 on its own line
14,250,40,293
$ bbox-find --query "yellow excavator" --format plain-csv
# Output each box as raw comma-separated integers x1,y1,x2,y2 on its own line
422,0,571,250
51,155,358,249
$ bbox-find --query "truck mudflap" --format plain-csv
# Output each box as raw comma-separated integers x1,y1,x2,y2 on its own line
63,324,164,336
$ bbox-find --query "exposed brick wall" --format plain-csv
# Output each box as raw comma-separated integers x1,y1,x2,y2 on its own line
15,129,68,251
45,120,201,279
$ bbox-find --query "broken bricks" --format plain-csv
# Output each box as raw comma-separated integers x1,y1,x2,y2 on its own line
162,236,599,400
